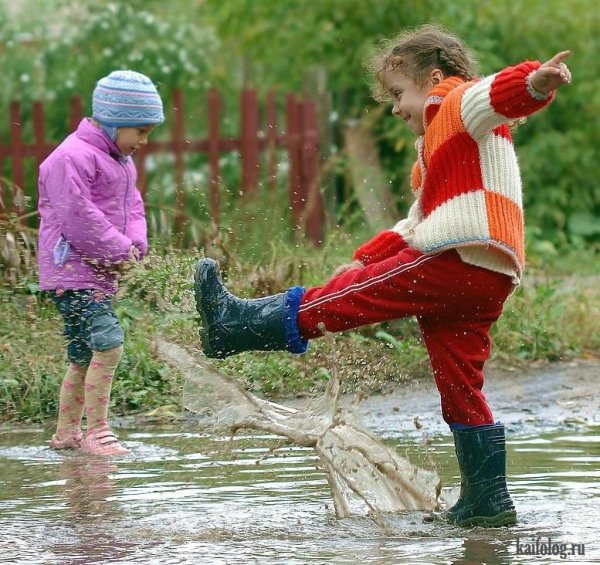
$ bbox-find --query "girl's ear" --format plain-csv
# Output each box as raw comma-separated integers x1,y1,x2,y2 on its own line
430,68,445,85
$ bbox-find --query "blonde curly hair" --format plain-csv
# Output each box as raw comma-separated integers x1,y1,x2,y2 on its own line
366,24,478,102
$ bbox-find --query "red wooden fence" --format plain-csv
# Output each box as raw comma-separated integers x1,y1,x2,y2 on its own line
0,88,324,245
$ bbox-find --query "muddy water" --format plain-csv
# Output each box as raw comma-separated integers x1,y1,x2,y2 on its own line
0,417,598,564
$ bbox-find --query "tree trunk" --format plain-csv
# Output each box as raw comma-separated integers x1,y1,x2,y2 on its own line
343,111,397,230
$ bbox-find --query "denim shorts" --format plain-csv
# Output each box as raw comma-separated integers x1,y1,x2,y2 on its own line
51,290,124,366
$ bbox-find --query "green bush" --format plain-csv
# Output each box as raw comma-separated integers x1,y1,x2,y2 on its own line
2,0,598,250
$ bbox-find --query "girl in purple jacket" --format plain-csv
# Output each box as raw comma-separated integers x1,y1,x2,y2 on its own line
38,70,163,456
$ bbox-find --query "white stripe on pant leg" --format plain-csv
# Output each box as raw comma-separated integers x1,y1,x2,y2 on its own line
299,252,441,313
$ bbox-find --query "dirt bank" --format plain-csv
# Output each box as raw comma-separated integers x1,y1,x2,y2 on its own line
344,358,600,437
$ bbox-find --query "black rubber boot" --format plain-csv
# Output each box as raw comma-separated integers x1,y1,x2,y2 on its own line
193,258,308,359
446,423,517,527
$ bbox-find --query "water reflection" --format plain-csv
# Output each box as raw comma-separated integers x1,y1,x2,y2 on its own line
450,538,513,565
59,456,119,520
52,456,143,564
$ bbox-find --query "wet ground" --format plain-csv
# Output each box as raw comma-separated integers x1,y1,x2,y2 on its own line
0,359,598,564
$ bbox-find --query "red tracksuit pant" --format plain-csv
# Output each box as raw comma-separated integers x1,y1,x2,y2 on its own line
297,248,514,426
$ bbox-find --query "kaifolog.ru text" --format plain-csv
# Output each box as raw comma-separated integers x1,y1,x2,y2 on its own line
515,536,585,560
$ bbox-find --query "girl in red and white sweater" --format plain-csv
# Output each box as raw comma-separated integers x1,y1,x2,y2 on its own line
194,25,571,527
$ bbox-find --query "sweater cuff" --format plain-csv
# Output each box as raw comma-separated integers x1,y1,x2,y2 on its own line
525,70,552,101
490,61,556,119
353,230,407,265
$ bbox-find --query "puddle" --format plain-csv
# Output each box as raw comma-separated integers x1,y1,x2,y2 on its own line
0,418,598,564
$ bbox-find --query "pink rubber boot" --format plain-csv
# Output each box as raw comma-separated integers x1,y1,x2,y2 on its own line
80,426,129,456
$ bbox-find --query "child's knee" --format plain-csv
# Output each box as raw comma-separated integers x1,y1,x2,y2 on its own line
68,362,88,382
91,345,124,369
89,311,124,352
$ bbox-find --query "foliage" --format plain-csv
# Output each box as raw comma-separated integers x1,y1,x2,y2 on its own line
1,0,599,248
0,287,179,423
0,0,219,143
375,327,427,371
0,215,37,287
1,2,599,423
493,276,600,362
2,232,599,423
202,0,600,246
201,0,436,109
111,310,179,414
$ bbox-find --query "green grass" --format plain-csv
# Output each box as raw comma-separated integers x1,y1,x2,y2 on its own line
1,240,599,424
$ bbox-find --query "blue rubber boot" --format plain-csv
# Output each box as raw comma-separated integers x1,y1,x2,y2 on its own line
447,423,517,527
193,258,308,359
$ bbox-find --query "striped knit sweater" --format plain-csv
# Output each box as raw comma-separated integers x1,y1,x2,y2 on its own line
353,61,555,283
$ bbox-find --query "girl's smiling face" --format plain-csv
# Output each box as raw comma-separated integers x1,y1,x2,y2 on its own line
115,125,156,155
381,68,443,135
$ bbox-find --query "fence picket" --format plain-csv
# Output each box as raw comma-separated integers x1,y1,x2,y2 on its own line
208,88,221,224
300,101,324,245
285,93,303,232
69,96,84,133
265,90,278,192
240,89,260,197
172,90,186,239
32,102,47,171
9,102,25,211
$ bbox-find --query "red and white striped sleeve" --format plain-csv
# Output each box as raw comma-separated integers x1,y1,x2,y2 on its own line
461,61,556,139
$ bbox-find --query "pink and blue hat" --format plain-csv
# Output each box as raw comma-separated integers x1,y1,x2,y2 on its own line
92,70,164,140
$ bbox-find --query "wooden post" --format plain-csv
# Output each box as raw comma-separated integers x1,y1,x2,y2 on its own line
0,111,7,214
136,143,148,199
172,89,186,241
300,100,324,246
286,93,303,231
265,90,278,192
30,101,47,215
208,88,221,225
0,142,5,210
0,178,4,216
240,89,260,197
32,101,47,170
69,96,83,132
9,102,24,215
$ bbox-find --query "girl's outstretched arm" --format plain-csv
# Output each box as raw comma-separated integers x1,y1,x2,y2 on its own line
458,53,571,140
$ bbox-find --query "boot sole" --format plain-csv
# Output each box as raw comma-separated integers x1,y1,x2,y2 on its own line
193,261,219,358
454,509,517,528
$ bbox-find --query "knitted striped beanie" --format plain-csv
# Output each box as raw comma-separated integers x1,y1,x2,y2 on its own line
92,70,164,134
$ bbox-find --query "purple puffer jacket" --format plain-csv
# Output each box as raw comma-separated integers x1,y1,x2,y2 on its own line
38,118,148,294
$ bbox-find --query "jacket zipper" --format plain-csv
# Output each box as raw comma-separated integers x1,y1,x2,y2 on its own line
122,160,130,233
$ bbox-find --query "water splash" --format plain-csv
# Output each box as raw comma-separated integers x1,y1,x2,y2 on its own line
156,339,448,524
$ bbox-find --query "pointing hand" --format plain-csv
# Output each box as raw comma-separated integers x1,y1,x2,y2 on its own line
531,51,572,95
